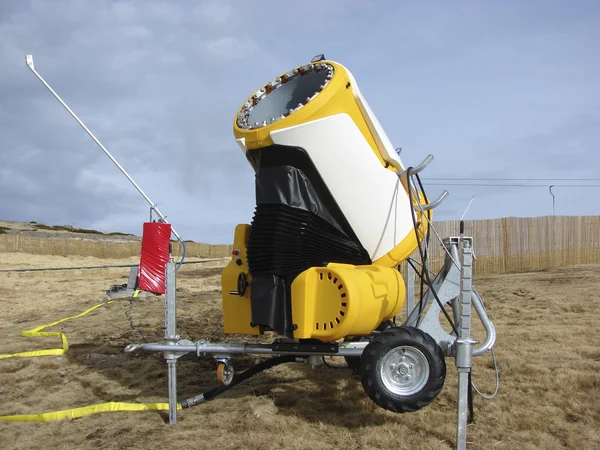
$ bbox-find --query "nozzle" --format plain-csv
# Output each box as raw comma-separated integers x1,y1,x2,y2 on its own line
25,54,34,70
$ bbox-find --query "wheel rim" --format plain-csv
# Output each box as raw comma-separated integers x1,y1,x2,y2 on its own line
379,346,430,396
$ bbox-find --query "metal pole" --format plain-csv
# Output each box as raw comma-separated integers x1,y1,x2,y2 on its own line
24,55,182,243
164,260,179,424
549,185,555,216
455,225,474,450
126,341,370,357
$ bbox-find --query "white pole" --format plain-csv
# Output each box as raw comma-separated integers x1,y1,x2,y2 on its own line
24,55,183,243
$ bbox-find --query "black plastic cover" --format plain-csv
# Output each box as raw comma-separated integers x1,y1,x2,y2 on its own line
245,145,370,338
250,274,291,336
255,165,345,233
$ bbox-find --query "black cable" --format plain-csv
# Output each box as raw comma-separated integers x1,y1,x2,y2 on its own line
407,258,436,282
408,168,429,326
468,371,475,423
415,173,431,327
407,167,459,336
406,258,427,302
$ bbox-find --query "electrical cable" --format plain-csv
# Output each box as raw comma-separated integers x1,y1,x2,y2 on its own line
176,239,187,271
469,287,500,400
468,371,474,423
406,167,459,336
409,175,432,327
406,257,437,280
471,347,500,400
414,173,431,327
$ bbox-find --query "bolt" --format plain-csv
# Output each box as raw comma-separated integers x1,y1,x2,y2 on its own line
390,364,396,370
410,364,414,369
406,375,412,380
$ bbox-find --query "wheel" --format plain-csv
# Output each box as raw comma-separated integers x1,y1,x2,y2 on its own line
216,361,234,386
360,326,446,413
344,320,395,373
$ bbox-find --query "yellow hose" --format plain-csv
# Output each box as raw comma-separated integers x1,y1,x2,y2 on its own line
0,300,114,360
0,402,181,422
0,299,182,421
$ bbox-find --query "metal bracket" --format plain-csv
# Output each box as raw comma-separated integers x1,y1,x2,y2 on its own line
397,154,434,178
396,154,448,211
420,190,449,211
404,238,496,357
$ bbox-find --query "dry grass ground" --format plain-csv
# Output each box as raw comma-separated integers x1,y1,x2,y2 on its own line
1,252,599,449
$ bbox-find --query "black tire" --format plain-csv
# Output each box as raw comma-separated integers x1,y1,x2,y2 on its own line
360,326,446,413
344,320,395,373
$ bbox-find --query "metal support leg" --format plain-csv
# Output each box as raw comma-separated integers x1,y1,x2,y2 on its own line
164,260,179,424
456,237,474,450
167,360,178,424
456,368,470,450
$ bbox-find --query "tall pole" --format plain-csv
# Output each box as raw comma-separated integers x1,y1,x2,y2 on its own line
549,185,555,216
24,55,183,244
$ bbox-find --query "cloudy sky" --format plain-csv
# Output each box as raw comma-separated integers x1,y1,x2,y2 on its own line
1,0,598,244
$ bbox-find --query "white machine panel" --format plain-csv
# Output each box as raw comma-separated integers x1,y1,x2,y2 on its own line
270,113,414,261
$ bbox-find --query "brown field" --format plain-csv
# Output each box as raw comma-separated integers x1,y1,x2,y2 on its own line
1,252,599,450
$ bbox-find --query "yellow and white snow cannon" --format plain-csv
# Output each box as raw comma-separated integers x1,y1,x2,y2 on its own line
222,58,430,342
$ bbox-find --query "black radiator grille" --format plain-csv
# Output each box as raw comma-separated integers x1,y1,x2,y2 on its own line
247,203,370,278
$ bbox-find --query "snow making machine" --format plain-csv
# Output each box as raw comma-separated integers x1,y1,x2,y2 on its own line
24,51,495,448
125,56,497,446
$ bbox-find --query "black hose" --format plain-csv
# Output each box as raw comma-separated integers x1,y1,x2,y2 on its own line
468,371,475,423
414,173,430,327
407,167,459,336
181,355,297,408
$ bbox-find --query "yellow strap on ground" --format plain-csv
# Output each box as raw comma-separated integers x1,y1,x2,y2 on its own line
0,300,115,360
0,300,183,422
0,401,182,422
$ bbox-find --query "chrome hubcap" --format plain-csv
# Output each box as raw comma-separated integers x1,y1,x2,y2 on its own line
379,346,429,396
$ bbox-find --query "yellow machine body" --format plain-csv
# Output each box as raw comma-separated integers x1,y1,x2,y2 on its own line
290,263,405,342
221,224,258,335
222,59,434,339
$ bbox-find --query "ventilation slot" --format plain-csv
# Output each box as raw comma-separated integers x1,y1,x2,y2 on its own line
247,204,369,278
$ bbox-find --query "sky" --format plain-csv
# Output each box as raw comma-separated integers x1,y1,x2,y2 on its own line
1,0,599,244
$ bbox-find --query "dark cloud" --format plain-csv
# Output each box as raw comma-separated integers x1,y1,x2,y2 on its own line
1,0,598,244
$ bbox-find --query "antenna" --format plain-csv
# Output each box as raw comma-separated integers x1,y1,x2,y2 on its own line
24,54,184,246
460,195,475,222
